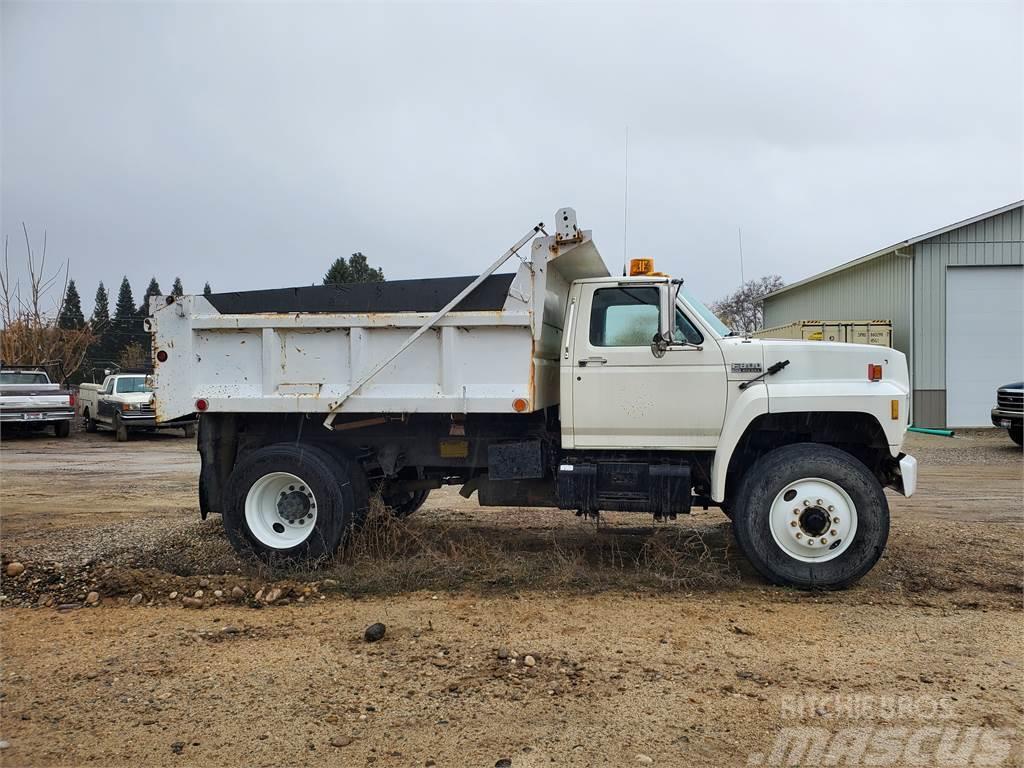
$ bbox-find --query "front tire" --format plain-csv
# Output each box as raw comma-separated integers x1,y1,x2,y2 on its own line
1009,426,1023,447
113,414,129,442
223,443,369,562
731,443,889,590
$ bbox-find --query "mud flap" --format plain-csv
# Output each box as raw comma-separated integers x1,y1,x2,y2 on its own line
886,453,917,497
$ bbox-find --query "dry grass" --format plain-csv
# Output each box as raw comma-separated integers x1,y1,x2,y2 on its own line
265,495,743,595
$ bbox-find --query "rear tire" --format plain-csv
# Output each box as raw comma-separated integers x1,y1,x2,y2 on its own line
384,489,430,518
1009,426,1023,447
54,420,71,438
223,443,369,562
84,410,97,433
731,443,889,590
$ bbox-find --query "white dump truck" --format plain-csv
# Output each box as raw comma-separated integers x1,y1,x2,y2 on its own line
149,209,917,589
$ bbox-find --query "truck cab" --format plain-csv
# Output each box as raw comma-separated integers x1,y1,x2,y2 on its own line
150,208,916,589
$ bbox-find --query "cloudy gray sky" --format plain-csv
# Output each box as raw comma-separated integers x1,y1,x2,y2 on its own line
2,1,1022,315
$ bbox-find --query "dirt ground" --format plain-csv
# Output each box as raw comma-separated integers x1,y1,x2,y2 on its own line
1,429,1021,767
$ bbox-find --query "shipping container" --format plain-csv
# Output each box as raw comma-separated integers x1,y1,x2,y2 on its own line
755,320,892,347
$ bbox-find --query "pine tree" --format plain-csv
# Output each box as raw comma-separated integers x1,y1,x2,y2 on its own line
203,282,212,297
139,277,162,315
85,282,114,377
347,252,385,282
58,279,86,330
113,277,136,321
171,277,184,297
324,257,350,285
111,277,138,364
92,282,110,329
324,252,384,285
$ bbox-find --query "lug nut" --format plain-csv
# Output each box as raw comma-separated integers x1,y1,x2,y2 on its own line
816,499,823,506
833,518,840,524
795,532,802,539
790,520,798,527
820,538,828,545
803,500,810,507
828,505,835,512
830,529,837,536
793,509,800,515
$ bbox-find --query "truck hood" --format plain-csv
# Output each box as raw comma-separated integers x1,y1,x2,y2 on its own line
106,392,154,405
720,337,910,390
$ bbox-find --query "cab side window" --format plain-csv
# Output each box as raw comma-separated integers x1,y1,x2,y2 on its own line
590,287,659,346
590,287,703,347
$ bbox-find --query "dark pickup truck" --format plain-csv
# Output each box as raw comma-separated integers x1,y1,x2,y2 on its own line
0,368,75,437
991,382,1023,447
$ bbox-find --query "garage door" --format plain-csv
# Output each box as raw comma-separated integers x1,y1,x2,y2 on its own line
946,265,1024,427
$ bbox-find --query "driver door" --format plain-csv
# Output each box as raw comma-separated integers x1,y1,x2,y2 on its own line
569,283,727,449
98,377,117,421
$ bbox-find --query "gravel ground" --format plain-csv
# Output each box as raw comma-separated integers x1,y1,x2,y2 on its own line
0,427,1021,766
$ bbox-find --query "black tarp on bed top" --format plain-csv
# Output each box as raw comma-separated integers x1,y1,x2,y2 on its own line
204,274,517,315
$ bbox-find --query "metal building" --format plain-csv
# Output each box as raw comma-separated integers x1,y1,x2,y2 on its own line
763,201,1023,428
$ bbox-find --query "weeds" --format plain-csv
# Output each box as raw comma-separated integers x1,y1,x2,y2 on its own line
272,495,743,595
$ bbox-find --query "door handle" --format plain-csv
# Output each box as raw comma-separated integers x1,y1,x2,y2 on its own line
578,357,607,366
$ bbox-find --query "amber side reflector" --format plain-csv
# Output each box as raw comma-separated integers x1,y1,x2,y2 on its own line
891,399,899,420
868,364,883,381
512,398,528,413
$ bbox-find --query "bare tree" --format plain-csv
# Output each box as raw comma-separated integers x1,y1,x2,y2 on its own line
0,225,93,382
710,275,785,334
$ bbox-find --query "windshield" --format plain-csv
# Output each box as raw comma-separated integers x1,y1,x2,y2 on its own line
679,287,731,337
115,376,152,394
0,371,49,385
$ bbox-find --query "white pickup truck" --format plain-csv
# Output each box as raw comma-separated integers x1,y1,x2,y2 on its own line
79,372,197,441
0,367,75,437
149,208,916,589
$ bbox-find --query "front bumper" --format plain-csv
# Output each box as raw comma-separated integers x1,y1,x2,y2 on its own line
888,453,917,497
990,407,1022,430
119,413,195,429
0,409,75,423
123,416,157,428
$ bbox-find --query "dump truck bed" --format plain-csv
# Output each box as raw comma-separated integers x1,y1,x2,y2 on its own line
149,214,609,422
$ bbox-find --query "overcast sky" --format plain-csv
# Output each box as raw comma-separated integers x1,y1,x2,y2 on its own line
2,1,1022,316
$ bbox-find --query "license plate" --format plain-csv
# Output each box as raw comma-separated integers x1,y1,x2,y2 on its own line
24,412,44,421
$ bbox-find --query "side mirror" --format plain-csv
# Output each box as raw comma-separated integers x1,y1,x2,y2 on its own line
651,332,668,359
658,281,675,345
651,279,680,358
651,279,699,358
